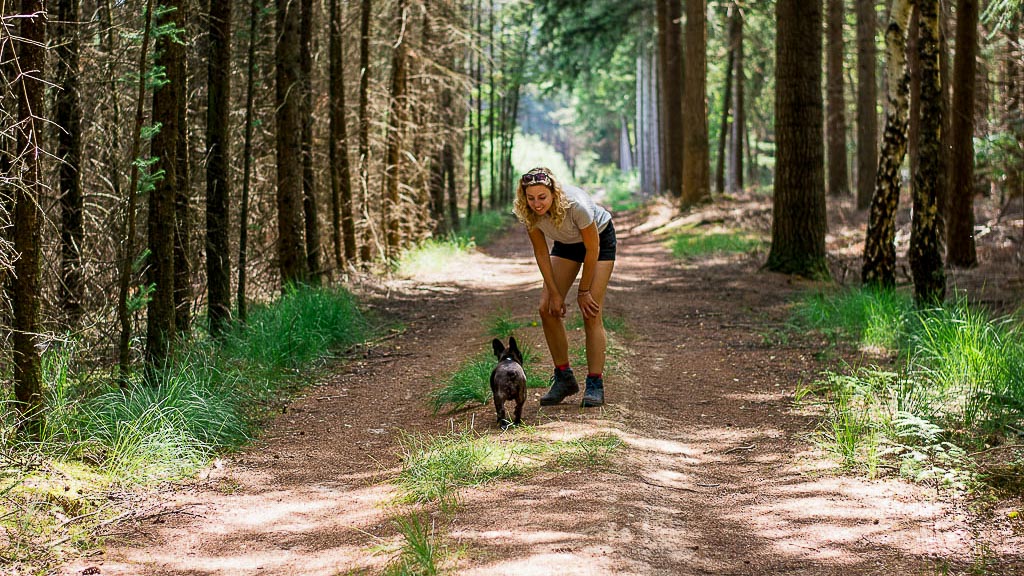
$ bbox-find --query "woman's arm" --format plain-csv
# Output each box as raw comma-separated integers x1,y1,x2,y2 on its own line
528,227,565,317
577,223,601,318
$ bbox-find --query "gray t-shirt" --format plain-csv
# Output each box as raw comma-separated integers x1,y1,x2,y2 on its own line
533,185,612,244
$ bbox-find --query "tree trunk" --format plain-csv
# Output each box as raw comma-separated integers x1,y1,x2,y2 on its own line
946,0,978,267
301,0,322,282
907,5,921,196
148,0,186,367
172,0,191,337
358,0,372,263
827,0,851,196
715,1,736,196
56,0,84,327
238,0,260,323
488,0,496,208
656,0,684,198
277,0,309,285
862,0,913,288
383,0,409,257
728,4,745,193
1005,14,1023,208
909,0,946,304
11,0,46,434
118,0,155,378
766,0,830,279
682,0,710,207
330,0,357,267
856,0,879,210
207,0,233,336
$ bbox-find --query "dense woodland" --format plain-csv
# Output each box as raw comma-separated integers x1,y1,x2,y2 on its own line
0,0,1022,437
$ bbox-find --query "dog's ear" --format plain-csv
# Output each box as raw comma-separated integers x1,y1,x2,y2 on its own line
508,336,519,355
492,338,505,358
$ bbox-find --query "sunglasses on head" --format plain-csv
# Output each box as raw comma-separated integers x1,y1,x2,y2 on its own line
521,172,553,187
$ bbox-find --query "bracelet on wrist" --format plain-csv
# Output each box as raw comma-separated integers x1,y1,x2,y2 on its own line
578,289,591,296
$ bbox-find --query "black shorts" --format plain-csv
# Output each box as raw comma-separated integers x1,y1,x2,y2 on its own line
550,221,617,263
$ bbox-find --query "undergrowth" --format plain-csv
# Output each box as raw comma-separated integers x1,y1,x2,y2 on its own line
792,287,1024,492
0,285,375,573
395,211,514,278
394,426,623,511
667,228,763,259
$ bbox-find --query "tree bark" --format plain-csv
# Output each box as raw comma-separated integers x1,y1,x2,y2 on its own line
862,0,913,288
1005,14,1023,208
827,0,851,196
946,0,978,267
56,0,84,327
300,0,322,282
682,0,710,207
207,0,233,336
656,0,684,198
330,0,357,267
358,0,372,263
766,0,830,279
856,0,879,210
118,0,155,379
11,0,46,434
383,0,409,257
172,0,191,337
277,0,309,286
715,2,736,196
148,0,186,367
728,5,745,193
909,0,946,304
238,0,260,323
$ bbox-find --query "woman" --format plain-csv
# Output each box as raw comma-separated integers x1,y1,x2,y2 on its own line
513,167,617,407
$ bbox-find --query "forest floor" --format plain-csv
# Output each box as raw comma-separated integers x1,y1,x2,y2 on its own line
58,192,1022,575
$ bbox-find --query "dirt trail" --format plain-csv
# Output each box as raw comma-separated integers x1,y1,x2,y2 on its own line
60,204,1019,575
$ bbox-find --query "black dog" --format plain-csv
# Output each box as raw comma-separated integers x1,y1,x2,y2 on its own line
490,336,527,429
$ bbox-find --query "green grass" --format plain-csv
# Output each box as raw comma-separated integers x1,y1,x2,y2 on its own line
427,344,548,413
382,513,442,576
667,229,763,259
395,211,516,278
394,427,623,509
792,287,1024,489
0,285,376,572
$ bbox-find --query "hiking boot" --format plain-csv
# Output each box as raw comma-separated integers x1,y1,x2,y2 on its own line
539,367,579,405
581,375,605,407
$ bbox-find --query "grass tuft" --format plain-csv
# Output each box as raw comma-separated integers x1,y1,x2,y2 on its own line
394,427,623,510
793,287,1024,490
667,229,763,260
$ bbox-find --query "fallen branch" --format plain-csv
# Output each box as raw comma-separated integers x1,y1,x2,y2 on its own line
969,444,1024,458
723,443,756,454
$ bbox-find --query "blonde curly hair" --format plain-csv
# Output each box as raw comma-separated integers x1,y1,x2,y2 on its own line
512,167,568,231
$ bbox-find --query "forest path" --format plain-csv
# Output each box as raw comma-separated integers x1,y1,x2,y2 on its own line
61,203,999,575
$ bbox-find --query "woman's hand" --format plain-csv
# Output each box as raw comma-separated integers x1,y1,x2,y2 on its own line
542,290,567,318
577,290,600,319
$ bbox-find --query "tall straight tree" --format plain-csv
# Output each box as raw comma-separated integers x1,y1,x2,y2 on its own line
148,0,187,366
117,0,156,378
855,0,878,210
383,0,409,257
55,0,84,327
238,0,261,322
715,1,736,195
946,0,978,267
766,0,830,278
656,0,683,198
10,0,46,433
909,0,946,304
728,3,744,194
171,2,191,336
330,0,357,267
862,0,913,288
826,0,850,196
358,0,372,263
207,0,233,336
277,0,309,285
300,0,322,282
682,0,710,207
